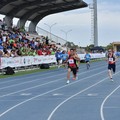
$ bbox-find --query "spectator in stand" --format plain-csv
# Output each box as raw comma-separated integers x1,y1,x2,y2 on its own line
45,36,49,45
21,48,28,56
3,50,10,57
0,50,3,57
16,48,22,56
2,34,6,42
0,43,3,50
42,48,47,56
32,49,37,56
10,49,18,57
51,49,55,55
46,48,51,55
0,24,64,58
37,48,43,56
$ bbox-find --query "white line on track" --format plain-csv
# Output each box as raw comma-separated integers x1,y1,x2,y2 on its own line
0,77,64,98
0,71,66,90
1,66,109,99
0,66,113,118
0,64,106,90
0,64,107,98
47,71,120,120
0,68,64,84
0,61,105,85
100,85,120,120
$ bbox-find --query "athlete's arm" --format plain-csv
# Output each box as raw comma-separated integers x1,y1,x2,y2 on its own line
114,55,118,62
74,56,80,61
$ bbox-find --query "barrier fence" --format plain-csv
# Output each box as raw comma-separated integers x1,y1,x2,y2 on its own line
0,53,106,70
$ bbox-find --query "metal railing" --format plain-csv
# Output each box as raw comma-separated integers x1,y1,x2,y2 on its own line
25,26,67,46
36,26,67,45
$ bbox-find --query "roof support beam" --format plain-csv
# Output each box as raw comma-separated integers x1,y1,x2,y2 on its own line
29,21,38,33
20,1,84,20
7,0,57,16
17,19,26,28
29,1,87,22
0,0,88,30
4,15,13,29
0,0,17,8
30,1,87,28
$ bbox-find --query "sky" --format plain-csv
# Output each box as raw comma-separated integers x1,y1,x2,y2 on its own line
0,0,120,47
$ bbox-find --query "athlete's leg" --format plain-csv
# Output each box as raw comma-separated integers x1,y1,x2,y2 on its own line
72,68,77,80
108,69,112,79
62,60,67,69
57,59,61,68
112,64,116,74
67,68,71,83
108,64,113,80
86,61,89,69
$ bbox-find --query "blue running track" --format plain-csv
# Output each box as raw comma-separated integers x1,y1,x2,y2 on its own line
0,60,120,120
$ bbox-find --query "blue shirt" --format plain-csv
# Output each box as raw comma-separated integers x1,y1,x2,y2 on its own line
85,53,91,61
0,45,3,49
61,53,68,60
55,52,62,59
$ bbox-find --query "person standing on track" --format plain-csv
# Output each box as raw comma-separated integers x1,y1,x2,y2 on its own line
84,51,91,69
107,49,117,81
55,49,62,68
66,49,80,84
61,50,68,69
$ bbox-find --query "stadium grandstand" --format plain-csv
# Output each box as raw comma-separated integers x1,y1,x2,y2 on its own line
0,0,88,74
0,0,88,58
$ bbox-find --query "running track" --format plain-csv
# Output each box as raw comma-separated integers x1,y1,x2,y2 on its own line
0,60,120,120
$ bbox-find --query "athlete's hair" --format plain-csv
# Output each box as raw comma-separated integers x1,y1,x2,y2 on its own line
70,48,74,51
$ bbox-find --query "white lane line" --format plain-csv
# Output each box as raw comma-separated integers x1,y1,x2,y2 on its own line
100,85,120,120
0,77,63,98
0,72,66,90
0,62,105,85
0,69,64,84
0,66,106,98
87,93,98,96
0,67,110,117
47,71,120,120
1,67,107,98
20,93,32,96
0,64,105,90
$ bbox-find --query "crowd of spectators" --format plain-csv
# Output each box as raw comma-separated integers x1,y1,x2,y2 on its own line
0,19,63,58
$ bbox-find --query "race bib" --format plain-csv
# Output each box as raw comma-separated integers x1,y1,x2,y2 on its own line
109,58,113,62
68,59,74,64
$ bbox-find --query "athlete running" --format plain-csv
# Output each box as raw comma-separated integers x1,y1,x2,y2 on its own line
107,49,117,81
84,51,91,69
66,49,80,84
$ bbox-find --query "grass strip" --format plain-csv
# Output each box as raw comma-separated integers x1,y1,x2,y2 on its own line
0,67,57,79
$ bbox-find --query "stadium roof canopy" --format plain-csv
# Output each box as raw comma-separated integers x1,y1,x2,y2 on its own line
0,0,88,32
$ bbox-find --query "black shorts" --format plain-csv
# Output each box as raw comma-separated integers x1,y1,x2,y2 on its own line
68,67,77,75
56,59,61,64
86,60,90,63
108,64,116,73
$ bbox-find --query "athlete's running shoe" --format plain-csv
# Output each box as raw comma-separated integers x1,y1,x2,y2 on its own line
66,80,70,84
76,76,78,80
110,78,114,82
